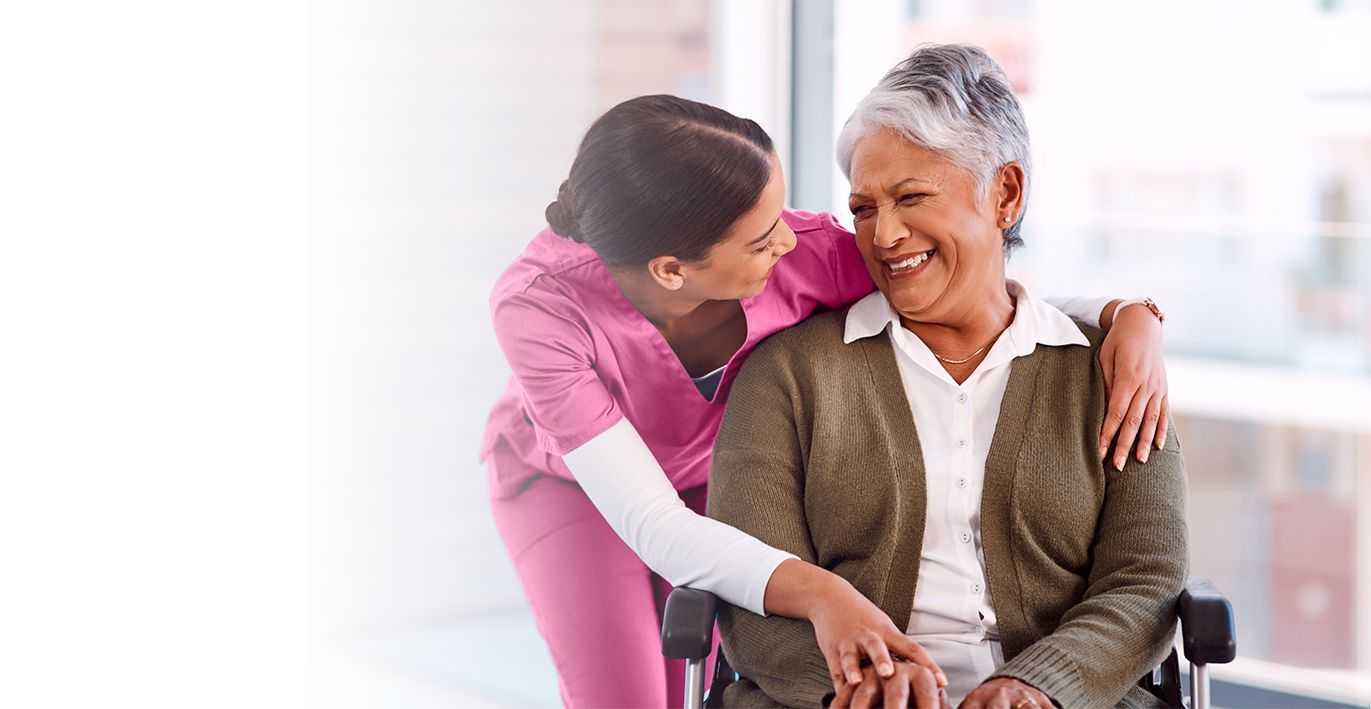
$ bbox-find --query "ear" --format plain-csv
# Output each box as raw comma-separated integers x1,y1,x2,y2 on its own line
647,255,686,291
993,161,1026,225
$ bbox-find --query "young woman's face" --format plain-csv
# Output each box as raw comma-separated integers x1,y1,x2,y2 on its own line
677,154,796,301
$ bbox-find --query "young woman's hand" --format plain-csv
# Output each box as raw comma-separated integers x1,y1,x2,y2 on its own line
807,574,946,696
1097,301,1169,471
829,661,951,709
764,560,944,696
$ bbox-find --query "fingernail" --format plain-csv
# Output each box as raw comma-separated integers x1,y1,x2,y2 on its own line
879,663,893,676
938,672,948,686
848,671,862,684
1114,458,1124,471
1140,451,1149,464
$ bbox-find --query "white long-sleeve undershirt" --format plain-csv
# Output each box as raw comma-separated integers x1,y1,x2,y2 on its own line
563,418,796,616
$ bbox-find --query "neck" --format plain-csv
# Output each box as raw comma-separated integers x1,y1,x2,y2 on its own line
899,282,1015,361
609,268,709,328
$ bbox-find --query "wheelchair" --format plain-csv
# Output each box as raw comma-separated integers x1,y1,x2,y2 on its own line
661,578,1236,709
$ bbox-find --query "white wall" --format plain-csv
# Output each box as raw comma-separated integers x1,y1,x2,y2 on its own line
309,1,608,631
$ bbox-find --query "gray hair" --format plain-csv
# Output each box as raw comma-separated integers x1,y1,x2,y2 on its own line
836,44,1031,248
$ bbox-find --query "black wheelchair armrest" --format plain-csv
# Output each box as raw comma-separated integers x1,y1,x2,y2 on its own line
662,587,720,660
1179,577,1237,665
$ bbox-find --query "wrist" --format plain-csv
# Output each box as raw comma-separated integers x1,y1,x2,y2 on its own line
803,568,856,621
1100,299,1123,329
764,558,854,620
1115,297,1165,326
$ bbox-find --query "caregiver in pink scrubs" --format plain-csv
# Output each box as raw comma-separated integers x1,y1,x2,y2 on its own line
481,95,1170,708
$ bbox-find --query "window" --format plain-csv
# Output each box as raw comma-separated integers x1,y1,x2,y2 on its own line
816,1,1371,704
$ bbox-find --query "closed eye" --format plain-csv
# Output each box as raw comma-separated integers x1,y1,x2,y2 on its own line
898,193,930,206
752,238,773,254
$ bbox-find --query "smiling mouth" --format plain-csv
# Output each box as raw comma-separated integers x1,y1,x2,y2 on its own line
883,249,935,278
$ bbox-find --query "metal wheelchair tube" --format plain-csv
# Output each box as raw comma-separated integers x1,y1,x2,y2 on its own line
1189,663,1209,709
685,657,706,709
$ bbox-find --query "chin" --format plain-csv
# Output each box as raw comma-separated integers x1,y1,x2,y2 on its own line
739,278,769,299
885,288,936,316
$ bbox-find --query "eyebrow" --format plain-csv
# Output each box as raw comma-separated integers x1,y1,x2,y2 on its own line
746,216,782,246
849,176,933,201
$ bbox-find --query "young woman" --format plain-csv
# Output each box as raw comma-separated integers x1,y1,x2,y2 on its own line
481,95,1170,708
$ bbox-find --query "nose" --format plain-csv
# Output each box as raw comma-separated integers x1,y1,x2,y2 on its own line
873,210,909,249
774,225,798,258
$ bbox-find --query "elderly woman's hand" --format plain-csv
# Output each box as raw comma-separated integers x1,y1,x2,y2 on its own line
830,661,951,709
1097,301,1168,471
958,677,1053,709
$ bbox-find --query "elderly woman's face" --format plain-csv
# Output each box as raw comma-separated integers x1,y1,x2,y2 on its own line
847,129,1011,323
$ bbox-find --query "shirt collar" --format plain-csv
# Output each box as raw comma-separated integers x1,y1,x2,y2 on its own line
842,280,1089,353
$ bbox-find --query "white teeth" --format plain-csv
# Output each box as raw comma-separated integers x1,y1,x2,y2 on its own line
890,251,932,271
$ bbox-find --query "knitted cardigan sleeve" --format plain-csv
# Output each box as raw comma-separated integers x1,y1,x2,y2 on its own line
706,336,835,709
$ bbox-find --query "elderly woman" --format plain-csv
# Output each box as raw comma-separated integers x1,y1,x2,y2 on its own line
707,44,1187,709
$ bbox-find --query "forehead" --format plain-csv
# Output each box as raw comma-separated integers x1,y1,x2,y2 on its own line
717,154,786,245
849,129,956,193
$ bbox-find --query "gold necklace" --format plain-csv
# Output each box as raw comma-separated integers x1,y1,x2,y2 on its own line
931,344,989,365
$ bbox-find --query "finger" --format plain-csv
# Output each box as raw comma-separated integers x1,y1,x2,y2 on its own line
823,647,846,694
883,671,910,709
859,632,895,678
1135,390,1162,464
885,633,947,687
839,642,864,686
831,677,856,709
910,666,939,709
1011,688,1044,709
1110,376,1149,471
1098,343,1115,394
986,690,1013,709
1155,394,1169,451
1098,384,1129,462
853,675,880,709
939,686,952,709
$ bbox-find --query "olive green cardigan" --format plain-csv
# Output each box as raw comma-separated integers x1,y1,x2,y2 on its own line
706,310,1187,709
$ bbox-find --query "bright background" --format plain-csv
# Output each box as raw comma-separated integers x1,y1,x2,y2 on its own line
4,1,1367,707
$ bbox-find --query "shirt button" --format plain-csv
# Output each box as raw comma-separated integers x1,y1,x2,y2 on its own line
957,478,969,489
971,583,983,594
957,392,969,404
957,439,968,448
960,531,972,544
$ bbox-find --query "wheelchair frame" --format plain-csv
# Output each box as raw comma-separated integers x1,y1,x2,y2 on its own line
662,577,1236,709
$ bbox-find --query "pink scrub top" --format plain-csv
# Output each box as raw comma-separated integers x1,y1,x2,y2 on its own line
481,209,875,499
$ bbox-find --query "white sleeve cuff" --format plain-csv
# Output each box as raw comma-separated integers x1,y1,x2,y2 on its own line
740,547,799,617
563,419,801,616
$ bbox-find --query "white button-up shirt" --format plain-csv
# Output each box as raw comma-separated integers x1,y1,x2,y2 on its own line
842,281,1089,703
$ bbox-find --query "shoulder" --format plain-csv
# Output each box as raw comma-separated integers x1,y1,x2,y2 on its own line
1021,322,1110,429
490,227,603,309
737,310,852,382
781,208,849,236
781,209,856,254
489,228,607,328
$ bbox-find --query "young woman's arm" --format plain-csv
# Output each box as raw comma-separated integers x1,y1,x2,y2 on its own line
562,419,792,616
563,420,943,694
1046,295,1169,471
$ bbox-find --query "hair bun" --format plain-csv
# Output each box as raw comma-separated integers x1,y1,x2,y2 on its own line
545,180,584,242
